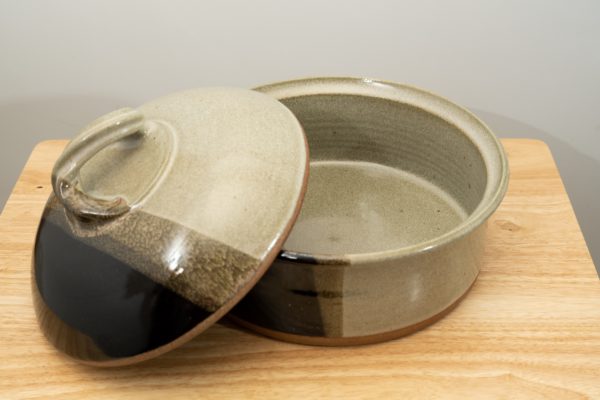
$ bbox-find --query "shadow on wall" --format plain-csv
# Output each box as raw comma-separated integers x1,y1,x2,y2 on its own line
472,109,600,273
0,96,129,210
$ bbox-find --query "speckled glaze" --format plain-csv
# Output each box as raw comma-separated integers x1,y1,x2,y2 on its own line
230,77,509,343
32,88,309,365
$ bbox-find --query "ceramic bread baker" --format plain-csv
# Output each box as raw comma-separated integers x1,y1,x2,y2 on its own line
32,88,309,366
231,78,508,344
32,78,508,366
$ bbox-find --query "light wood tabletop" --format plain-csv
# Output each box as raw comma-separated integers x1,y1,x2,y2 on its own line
1,139,599,399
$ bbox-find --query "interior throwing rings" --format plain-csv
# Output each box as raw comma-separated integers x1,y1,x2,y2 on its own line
230,77,509,344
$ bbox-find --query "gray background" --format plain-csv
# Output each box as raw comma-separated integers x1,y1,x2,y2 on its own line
1,0,598,269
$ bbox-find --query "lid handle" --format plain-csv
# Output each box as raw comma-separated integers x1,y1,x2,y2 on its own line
51,108,144,219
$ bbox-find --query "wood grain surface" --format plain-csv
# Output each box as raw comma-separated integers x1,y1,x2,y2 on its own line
0,139,599,399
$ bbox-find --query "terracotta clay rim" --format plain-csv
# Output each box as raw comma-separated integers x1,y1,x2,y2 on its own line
228,274,478,346
49,112,312,368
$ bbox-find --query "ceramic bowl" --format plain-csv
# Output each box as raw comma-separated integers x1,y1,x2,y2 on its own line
230,77,509,344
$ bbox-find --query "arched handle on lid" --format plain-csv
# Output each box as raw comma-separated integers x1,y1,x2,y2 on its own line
51,107,145,219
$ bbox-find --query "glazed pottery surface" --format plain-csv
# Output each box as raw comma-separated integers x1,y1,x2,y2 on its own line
231,77,509,343
33,88,309,365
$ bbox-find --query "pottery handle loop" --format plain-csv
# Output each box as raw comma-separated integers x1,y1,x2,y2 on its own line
51,108,145,219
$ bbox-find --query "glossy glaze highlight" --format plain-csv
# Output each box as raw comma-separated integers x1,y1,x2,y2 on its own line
231,77,508,343
32,87,309,365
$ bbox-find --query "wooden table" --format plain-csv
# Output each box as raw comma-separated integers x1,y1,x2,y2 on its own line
1,139,598,399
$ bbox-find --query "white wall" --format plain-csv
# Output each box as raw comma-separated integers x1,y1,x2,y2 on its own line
1,0,599,267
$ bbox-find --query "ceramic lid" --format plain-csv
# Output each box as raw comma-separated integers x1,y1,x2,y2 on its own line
32,88,309,366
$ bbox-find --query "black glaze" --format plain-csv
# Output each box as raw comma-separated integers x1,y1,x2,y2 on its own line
231,259,331,337
278,251,322,264
278,250,349,265
291,289,344,299
232,285,325,337
33,217,210,361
